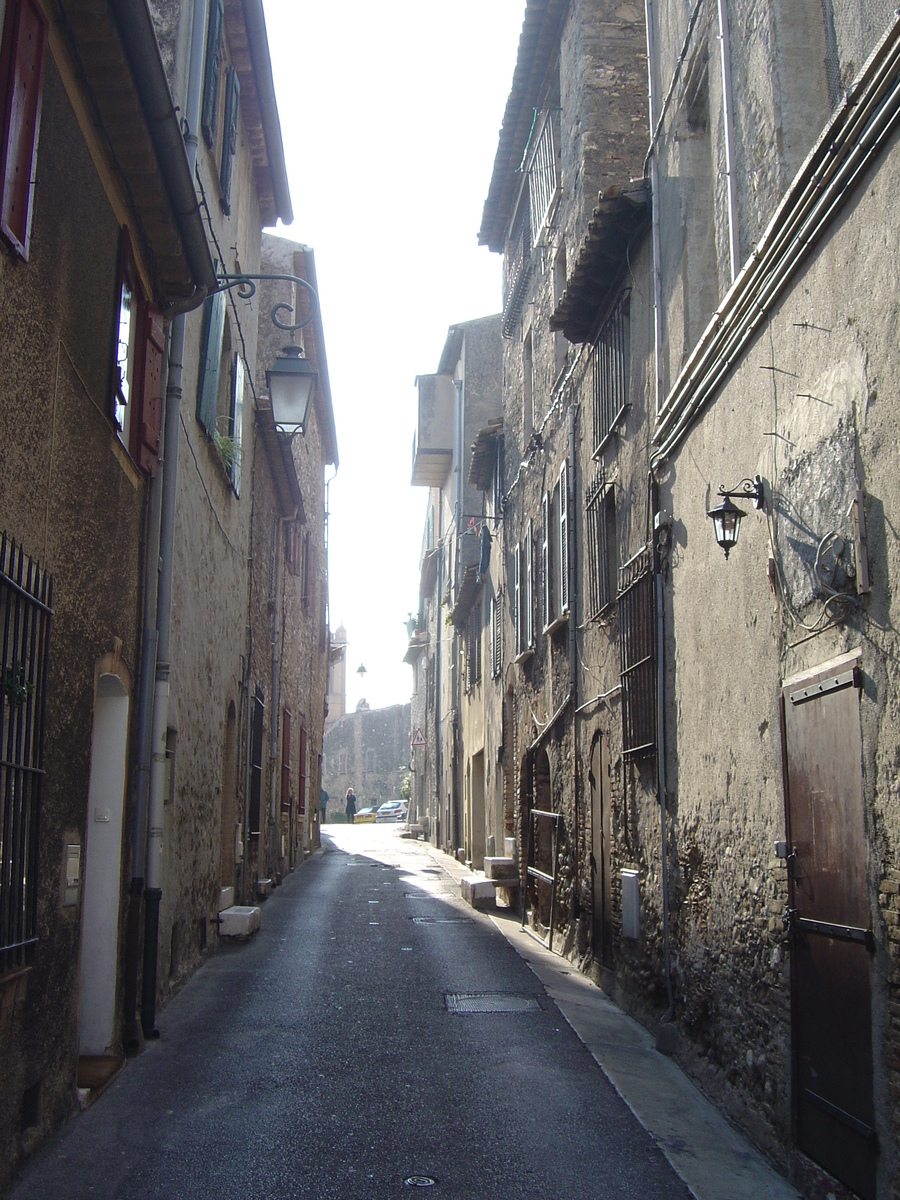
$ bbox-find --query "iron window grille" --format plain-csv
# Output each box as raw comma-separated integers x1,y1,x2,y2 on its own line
592,292,630,454
542,464,570,631
465,603,483,693
586,475,617,618
0,534,52,974
514,521,535,658
527,108,560,245
618,546,656,759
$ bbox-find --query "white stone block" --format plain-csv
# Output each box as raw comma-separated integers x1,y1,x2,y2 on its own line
484,856,518,881
504,838,516,857
460,877,496,908
218,906,260,939
218,886,235,912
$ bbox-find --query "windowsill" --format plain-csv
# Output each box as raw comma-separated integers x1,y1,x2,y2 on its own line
514,648,534,666
543,613,569,636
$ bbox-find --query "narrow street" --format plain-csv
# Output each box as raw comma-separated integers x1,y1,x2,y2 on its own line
10,827,690,1200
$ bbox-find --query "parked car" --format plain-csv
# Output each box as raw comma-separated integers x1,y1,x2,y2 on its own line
376,801,408,823
355,807,378,824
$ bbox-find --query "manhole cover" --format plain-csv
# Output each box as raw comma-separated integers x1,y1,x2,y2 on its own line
404,1177,436,1188
411,916,469,925
444,992,541,1014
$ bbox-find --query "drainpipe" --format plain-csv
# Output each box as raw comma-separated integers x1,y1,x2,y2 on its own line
123,338,167,1052
717,0,741,281
652,477,675,1022
434,523,443,848
452,376,463,853
644,0,664,418
241,626,253,905
141,0,209,1039
566,405,579,923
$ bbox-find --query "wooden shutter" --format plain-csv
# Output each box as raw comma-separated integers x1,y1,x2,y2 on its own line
513,544,521,655
136,305,165,476
200,0,224,149
525,520,534,648
0,0,46,259
541,493,551,627
196,290,225,434
559,461,569,614
298,723,307,814
230,351,244,494
219,65,239,214
280,708,291,815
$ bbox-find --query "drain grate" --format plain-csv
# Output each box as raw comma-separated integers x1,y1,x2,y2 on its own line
411,916,469,925
444,992,541,1014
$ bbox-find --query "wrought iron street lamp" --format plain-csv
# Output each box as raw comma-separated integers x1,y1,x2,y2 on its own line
707,475,764,558
266,344,317,436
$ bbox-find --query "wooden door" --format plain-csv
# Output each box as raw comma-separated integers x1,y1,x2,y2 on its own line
590,734,613,966
782,656,876,1199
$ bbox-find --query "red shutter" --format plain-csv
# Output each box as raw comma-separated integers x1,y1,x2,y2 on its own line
137,305,165,476
0,0,47,259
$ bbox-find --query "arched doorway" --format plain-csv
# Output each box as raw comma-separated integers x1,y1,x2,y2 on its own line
78,672,129,1058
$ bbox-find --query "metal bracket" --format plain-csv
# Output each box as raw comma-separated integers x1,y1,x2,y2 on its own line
211,272,319,334
789,666,860,705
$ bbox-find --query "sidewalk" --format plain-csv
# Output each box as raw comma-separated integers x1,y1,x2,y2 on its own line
421,840,802,1200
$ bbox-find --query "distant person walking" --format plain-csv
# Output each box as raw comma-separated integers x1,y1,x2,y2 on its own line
345,787,357,824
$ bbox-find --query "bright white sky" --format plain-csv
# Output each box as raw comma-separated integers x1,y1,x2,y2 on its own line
264,0,525,713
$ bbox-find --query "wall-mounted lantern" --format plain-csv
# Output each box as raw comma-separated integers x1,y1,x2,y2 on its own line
266,344,318,436
707,475,764,559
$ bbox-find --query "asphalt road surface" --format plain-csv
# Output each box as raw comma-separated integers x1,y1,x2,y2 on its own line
10,827,692,1200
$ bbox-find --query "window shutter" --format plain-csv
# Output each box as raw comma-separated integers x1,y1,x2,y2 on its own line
219,65,239,214
280,708,291,815
542,492,551,627
0,0,47,259
559,461,569,614
200,0,224,149
230,352,244,494
196,290,225,435
136,305,165,477
298,723,307,814
514,544,521,655
525,520,534,648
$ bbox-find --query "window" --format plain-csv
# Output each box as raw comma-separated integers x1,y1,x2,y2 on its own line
543,463,569,631
339,751,347,776
592,293,629,453
526,108,560,244
0,533,52,974
366,749,375,773
523,331,534,442
200,0,239,215
502,196,532,339
298,721,307,814
618,547,656,758
586,476,617,618
514,521,534,658
491,589,503,679
491,436,505,520
300,529,314,613
280,708,292,815
0,0,46,260
553,244,568,380
196,290,244,493
465,602,482,693
112,230,164,476
284,521,301,577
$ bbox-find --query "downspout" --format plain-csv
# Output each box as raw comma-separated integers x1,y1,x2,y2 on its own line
452,376,463,853
434,523,443,848
717,0,741,281
644,0,664,418
652,477,674,1023
141,0,208,1039
566,405,579,925
123,337,168,1052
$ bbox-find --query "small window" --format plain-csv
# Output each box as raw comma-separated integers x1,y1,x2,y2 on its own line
515,523,534,658
592,293,630,453
491,589,503,679
200,0,239,215
619,548,656,758
465,603,482,693
248,686,265,837
366,749,375,773
586,477,617,618
112,230,164,475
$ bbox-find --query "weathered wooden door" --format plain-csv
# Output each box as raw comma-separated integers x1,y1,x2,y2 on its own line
590,733,613,966
781,655,876,1200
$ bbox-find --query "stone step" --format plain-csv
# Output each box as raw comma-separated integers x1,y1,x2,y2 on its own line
460,877,496,909
484,856,518,882
218,905,261,939
256,878,273,899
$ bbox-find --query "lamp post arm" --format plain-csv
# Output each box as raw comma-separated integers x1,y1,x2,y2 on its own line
211,272,319,333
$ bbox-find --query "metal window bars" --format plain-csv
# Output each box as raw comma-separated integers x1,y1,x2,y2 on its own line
592,293,629,453
527,109,560,244
1,534,53,975
618,545,656,759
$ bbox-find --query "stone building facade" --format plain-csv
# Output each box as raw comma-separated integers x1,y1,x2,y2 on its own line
0,1,336,1187
322,703,412,815
414,1,900,1198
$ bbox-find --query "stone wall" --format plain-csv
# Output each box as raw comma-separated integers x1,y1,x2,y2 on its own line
323,704,412,814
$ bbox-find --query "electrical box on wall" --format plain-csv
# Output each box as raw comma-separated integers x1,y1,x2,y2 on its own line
63,842,81,907
621,869,640,940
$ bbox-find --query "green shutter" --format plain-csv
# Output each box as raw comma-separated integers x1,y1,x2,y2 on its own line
219,65,239,214
200,0,223,149
196,290,225,435
230,351,243,495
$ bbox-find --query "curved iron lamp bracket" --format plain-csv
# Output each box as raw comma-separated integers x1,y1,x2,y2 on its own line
716,475,764,509
212,272,319,334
